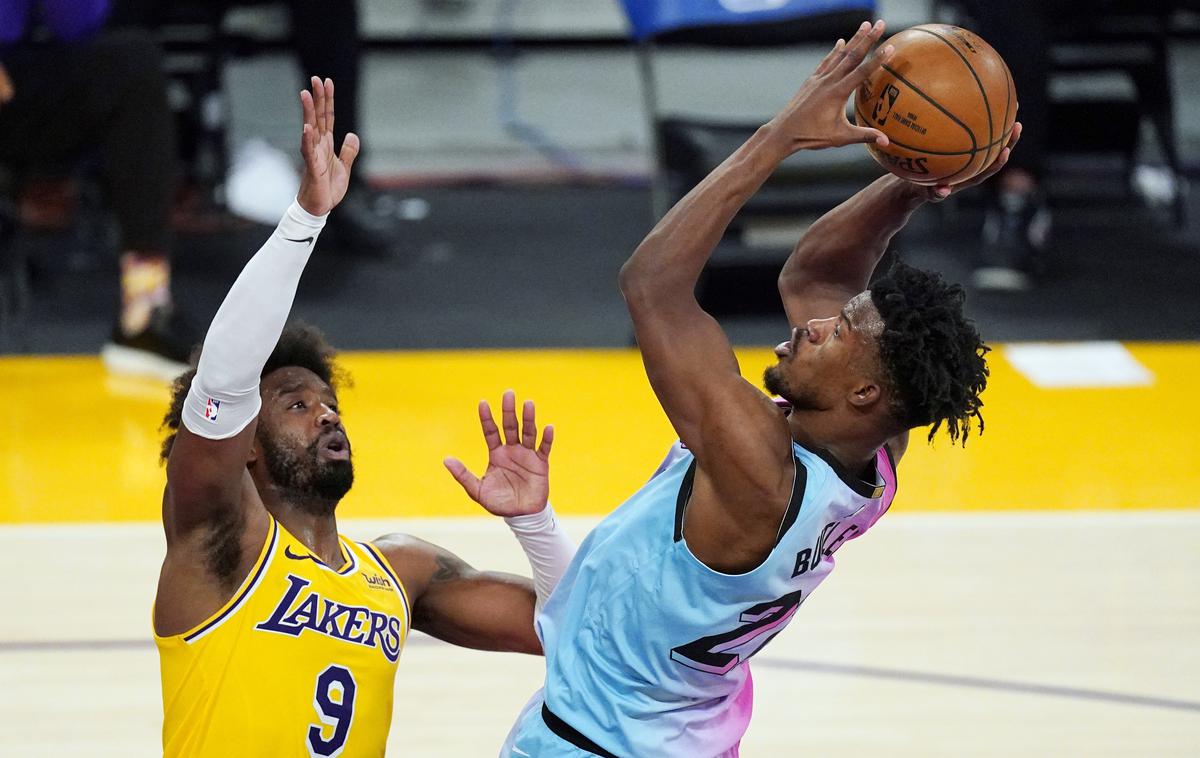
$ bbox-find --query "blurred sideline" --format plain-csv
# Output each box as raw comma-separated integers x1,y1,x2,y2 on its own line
3,342,1197,523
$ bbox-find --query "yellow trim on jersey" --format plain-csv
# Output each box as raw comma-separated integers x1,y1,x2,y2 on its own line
153,516,279,643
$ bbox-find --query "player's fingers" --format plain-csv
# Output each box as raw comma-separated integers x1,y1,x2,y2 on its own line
312,75,326,135
501,390,519,445
300,89,316,131
848,42,893,86
478,400,502,450
521,400,537,448
443,457,482,502
300,123,315,164
538,424,554,460
814,38,846,76
845,124,888,147
834,20,883,77
325,78,335,139
339,132,361,171
1005,120,1023,151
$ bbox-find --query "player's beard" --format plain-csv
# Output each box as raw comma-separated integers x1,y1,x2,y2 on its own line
259,432,354,513
763,363,822,411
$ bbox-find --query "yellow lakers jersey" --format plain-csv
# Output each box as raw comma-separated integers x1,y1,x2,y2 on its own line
156,517,410,757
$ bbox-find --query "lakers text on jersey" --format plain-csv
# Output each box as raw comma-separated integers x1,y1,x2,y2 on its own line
156,517,410,757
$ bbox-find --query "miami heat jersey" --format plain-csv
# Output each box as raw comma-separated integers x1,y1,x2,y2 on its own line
156,517,410,757
514,440,897,757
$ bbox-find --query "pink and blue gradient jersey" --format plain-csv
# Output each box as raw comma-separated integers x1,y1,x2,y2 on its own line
505,439,898,757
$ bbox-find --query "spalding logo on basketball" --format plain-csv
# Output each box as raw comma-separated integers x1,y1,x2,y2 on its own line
854,24,1017,185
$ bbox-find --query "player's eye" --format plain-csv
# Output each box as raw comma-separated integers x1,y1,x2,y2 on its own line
290,401,305,410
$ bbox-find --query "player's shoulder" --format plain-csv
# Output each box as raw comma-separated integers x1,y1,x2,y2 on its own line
368,532,440,575
367,533,471,605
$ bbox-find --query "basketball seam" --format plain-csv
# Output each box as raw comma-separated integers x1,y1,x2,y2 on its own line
855,103,974,182
855,104,1011,155
878,64,976,153
916,27,995,165
854,105,1008,156
938,123,1015,184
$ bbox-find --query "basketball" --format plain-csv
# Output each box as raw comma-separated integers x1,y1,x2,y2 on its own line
854,24,1017,185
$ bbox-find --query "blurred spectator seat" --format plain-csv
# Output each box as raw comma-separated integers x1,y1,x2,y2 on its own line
619,0,880,316
938,0,1189,226
0,169,27,349
148,2,293,203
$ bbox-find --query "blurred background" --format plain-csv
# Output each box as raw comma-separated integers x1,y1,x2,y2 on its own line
1,0,1198,755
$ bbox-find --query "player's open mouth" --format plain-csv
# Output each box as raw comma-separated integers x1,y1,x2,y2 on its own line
774,327,800,358
320,433,351,461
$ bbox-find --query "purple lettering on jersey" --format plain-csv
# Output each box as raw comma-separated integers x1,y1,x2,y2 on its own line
363,610,389,648
255,573,403,662
342,608,367,643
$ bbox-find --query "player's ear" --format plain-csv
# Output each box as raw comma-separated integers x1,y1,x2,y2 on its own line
847,380,880,408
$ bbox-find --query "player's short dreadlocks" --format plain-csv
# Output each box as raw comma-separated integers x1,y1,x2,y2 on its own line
159,323,346,462
870,261,989,445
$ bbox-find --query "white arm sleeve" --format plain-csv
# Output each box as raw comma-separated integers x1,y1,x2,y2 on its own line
182,200,328,439
503,503,577,613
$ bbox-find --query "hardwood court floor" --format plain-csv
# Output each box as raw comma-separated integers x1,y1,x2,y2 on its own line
2,513,1198,757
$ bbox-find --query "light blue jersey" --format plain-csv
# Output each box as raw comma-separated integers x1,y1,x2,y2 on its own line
505,438,897,758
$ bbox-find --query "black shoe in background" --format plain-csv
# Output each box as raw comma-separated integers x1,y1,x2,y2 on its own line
971,191,1051,292
102,305,201,381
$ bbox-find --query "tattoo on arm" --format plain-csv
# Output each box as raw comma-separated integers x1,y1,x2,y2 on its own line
430,552,472,584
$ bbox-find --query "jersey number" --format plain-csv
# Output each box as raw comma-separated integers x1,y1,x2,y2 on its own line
670,590,805,675
307,665,357,757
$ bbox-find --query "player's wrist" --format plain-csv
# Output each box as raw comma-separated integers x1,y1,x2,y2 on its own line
287,197,329,228
504,502,555,531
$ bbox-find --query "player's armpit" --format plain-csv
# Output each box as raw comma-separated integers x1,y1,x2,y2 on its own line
373,534,542,655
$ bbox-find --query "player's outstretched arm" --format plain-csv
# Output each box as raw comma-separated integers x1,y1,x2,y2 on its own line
443,391,576,613
778,124,1022,328
374,534,544,654
618,22,890,491
163,77,359,542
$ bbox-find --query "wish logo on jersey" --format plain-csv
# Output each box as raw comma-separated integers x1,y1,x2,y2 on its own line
255,574,403,661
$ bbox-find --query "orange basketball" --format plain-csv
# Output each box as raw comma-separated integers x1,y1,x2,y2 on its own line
854,24,1017,185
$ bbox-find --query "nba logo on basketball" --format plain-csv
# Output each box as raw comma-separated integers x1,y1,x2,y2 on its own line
872,84,900,126
204,397,220,423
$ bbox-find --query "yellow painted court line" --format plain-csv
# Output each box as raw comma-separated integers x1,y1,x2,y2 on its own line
2,343,1198,523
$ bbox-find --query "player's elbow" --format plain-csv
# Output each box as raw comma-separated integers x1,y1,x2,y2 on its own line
619,255,681,307
618,258,649,302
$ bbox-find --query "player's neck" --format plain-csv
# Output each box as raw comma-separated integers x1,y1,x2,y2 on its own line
787,409,886,473
267,497,343,566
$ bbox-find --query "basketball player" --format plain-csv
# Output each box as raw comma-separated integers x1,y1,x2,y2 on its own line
153,77,576,757
503,21,1019,756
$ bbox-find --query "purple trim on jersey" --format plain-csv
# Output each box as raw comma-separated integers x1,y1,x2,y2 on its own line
360,542,411,627
184,518,279,643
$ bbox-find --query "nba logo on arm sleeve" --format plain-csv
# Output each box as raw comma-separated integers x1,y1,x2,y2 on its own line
204,397,221,423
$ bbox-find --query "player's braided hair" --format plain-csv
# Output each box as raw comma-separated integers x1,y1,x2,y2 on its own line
159,322,346,462
869,261,989,445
